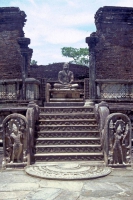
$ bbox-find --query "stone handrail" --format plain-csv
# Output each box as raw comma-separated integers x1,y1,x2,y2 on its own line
94,101,110,147
26,101,39,164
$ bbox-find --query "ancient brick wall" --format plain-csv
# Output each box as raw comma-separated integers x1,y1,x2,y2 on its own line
0,7,32,79
29,63,89,81
88,6,133,80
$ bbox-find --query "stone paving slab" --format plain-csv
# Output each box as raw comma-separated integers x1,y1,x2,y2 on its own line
0,167,132,199
39,179,84,192
0,183,39,192
81,182,126,198
0,191,30,200
0,170,39,184
25,188,63,200
53,190,80,200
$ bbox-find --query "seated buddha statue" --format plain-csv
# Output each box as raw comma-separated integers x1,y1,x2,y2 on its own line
54,63,78,89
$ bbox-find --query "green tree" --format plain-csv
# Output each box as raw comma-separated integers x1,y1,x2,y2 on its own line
30,60,37,65
61,47,89,66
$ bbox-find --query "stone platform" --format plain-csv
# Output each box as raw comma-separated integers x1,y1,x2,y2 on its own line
50,89,83,98
49,89,84,102
25,162,111,180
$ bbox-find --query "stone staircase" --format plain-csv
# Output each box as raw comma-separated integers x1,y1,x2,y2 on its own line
34,105,104,162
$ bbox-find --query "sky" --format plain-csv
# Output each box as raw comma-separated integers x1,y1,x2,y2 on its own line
0,0,133,65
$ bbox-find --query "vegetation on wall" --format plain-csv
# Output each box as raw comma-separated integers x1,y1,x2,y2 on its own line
30,60,38,65
61,47,89,66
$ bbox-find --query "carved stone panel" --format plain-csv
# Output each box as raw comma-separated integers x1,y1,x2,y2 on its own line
0,84,17,100
100,83,129,99
104,113,131,166
0,84,6,99
2,113,29,168
7,84,17,99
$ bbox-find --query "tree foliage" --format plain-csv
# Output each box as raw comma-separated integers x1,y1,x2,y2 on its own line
30,60,37,65
61,47,89,66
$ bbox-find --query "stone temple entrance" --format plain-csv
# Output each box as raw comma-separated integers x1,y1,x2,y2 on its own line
0,6,133,180
32,62,104,165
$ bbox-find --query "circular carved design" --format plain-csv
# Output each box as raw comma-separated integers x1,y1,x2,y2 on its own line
25,163,111,180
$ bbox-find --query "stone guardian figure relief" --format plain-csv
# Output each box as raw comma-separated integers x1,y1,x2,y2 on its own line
104,113,131,166
10,122,23,163
2,114,29,167
112,120,125,164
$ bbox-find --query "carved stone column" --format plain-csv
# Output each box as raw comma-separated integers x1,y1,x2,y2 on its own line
86,33,98,102
18,37,33,99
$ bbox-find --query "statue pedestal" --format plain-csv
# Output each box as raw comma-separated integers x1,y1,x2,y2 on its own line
49,89,83,102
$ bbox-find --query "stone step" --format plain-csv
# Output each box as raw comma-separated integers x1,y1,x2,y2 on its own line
44,102,84,107
34,105,103,162
39,107,94,114
50,98,84,102
36,137,101,145
39,113,96,120
37,130,100,138
38,125,99,132
39,119,96,122
34,152,103,162
39,119,97,126
0,146,3,155
35,144,102,153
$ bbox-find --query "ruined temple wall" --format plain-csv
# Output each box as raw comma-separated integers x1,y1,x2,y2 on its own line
29,63,89,81
94,6,133,80
0,30,22,79
0,7,32,79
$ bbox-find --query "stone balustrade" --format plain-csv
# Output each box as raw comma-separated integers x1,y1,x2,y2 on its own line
96,79,133,100
0,78,40,101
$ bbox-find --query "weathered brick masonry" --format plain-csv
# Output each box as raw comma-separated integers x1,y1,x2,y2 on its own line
30,63,89,81
87,6,133,80
0,7,32,79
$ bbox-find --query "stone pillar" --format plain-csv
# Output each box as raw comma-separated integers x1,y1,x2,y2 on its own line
18,38,33,99
86,33,98,101
25,78,40,100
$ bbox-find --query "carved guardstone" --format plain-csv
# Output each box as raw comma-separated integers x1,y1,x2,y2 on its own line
2,113,29,168
103,113,131,166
